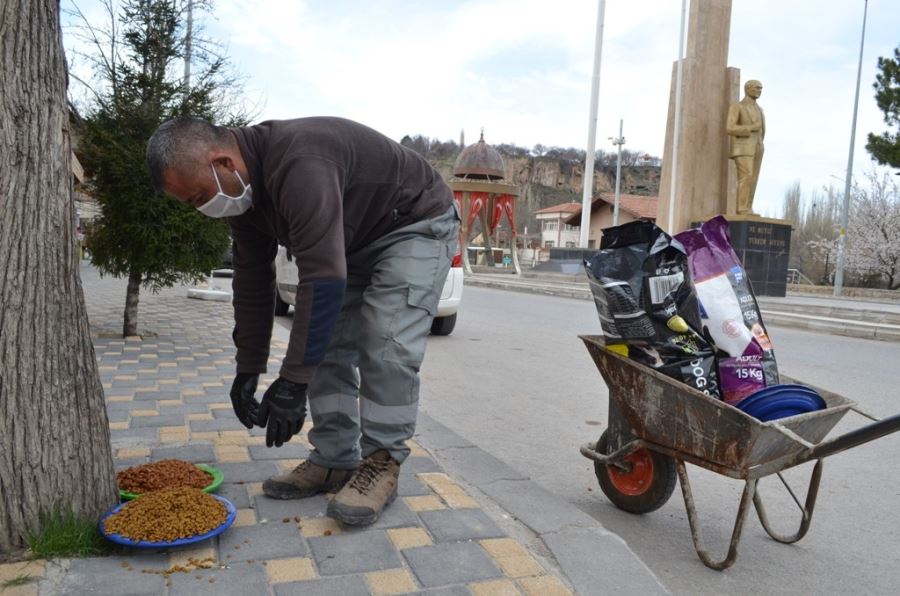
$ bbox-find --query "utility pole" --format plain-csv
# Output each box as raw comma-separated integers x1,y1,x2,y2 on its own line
834,0,868,297
579,0,606,247
610,119,625,226
666,0,688,233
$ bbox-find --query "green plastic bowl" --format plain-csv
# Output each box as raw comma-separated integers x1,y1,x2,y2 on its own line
118,463,224,501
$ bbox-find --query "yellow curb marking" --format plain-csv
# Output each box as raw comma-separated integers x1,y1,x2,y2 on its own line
418,473,479,508
406,439,429,458
495,555,544,579
469,579,522,596
517,575,573,596
480,539,529,558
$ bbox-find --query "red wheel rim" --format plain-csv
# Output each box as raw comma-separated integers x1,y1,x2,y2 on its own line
608,449,655,496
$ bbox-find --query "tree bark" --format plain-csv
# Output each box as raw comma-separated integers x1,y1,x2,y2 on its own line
0,0,118,553
123,270,141,336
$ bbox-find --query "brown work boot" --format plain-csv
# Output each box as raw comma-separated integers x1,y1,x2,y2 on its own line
327,450,399,526
262,460,353,500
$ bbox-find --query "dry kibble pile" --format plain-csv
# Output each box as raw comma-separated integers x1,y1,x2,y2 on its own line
117,459,212,493
103,487,228,542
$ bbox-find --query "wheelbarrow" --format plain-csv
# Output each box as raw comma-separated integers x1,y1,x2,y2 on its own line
578,335,900,570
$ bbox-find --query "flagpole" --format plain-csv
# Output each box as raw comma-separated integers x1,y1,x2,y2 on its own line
579,0,606,247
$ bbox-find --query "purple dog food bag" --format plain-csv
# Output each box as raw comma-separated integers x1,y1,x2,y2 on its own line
675,216,779,405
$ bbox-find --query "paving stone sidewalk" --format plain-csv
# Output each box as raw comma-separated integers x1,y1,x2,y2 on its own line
1,264,574,596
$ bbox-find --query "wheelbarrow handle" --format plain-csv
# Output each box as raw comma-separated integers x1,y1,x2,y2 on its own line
579,439,647,472
805,411,900,462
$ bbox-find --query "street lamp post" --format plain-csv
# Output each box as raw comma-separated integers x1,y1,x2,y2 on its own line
834,0,869,297
610,119,625,226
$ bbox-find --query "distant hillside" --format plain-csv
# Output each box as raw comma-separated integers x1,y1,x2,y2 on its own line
400,135,661,237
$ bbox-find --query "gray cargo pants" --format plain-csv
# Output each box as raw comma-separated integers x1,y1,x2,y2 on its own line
306,205,459,468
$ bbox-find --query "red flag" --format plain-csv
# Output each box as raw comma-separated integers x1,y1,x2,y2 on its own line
466,192,488,230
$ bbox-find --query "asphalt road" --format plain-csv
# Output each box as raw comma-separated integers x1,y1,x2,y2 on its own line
414,286,900,595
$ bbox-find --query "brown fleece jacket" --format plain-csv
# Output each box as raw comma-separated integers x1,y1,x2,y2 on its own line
228,117,452,383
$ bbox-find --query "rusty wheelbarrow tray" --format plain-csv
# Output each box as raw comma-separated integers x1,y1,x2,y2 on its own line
578,335,900,570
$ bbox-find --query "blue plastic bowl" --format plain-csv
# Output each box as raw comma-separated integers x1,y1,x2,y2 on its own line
736,384,826,422
99,495,236,549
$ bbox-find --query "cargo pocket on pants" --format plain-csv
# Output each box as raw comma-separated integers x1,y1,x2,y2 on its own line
383,284,438,368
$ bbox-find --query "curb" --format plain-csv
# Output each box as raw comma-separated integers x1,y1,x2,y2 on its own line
464,274,900,343
415,413,670,596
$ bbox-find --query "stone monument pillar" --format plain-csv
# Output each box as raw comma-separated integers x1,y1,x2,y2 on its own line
657,0,793,297
657,0,740,233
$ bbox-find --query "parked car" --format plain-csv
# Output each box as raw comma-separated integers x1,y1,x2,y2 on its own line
274,244,463,336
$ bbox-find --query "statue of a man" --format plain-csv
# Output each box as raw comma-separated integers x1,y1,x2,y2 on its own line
727,80,765,215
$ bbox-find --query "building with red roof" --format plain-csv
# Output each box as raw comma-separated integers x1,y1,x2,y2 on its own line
563,193,658,247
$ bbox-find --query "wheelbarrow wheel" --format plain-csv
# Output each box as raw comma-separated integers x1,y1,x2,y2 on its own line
594,430,676,514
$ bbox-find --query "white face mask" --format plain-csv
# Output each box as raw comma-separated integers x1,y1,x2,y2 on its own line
197,164,253,218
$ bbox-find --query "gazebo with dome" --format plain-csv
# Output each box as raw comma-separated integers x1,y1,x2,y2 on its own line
449,131,521,274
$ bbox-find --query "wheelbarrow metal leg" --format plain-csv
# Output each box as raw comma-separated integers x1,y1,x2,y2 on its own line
753,459,824,544
676,460,756,571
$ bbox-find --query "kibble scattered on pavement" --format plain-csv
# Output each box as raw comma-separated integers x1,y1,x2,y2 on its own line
11,264,574,596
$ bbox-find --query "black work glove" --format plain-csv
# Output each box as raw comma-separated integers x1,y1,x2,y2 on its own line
256,377,308,447
230,373,260,429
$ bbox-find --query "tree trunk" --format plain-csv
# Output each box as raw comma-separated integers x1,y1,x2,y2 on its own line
0,0,118,553
123,270,142,336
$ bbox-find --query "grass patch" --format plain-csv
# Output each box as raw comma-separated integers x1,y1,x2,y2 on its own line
23,509,109,559
1,574,37,591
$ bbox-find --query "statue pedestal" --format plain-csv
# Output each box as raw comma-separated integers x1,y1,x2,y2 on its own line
693,215,792,297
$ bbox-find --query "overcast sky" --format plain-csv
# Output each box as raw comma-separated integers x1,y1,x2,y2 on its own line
64,0,899,217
